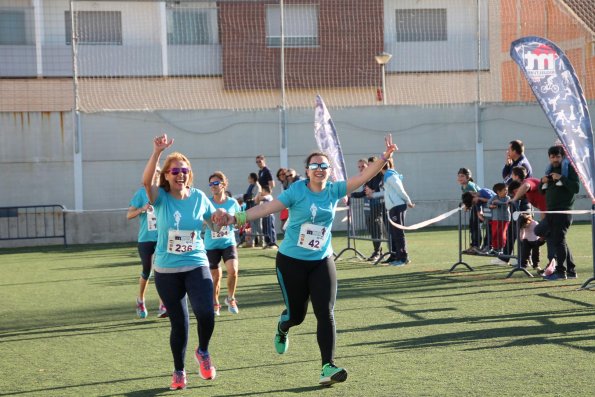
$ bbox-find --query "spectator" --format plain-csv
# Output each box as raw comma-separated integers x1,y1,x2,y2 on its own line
517,213,545,274
535,145,580,281
257,185,278,249
241,172,262,248
457,168,482,253
502,140,532,185
461,185,496,255
487,183,511,255
276,167,289,190
285,168,303,187
380,158,414,266
256,154,275,191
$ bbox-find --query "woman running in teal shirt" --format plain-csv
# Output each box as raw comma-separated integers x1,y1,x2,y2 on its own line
216,134,398,386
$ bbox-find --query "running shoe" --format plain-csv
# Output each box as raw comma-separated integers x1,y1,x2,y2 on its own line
170,370,187,390
225,296,239,314
194,349,216,380
319,363,348,386
274,321,289,354
214,303,221,316
136,298,147,319
157,304,168,318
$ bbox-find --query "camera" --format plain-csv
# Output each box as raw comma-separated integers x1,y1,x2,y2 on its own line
547,174,554,181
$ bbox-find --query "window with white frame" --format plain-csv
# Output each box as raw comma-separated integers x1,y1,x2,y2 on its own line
0,8,32,45
396,9,447,42
65,11,122,45
167,7,218,45
266,4,318,48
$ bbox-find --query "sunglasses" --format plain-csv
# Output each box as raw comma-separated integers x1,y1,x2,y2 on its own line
168,167,190,175
307,162,330,170
208,181,221,187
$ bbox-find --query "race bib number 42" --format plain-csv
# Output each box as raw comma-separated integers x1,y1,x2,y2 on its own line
167,229,197,254
298,223,329,251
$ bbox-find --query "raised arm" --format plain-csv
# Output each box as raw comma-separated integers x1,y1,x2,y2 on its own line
216,198,286,227
143,134,173,203
346,134,398,194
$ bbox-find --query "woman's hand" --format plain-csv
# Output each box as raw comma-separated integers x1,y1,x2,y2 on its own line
153,133,174,153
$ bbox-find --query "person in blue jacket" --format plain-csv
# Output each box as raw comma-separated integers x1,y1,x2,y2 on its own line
215,134,398,386
379,158,415,266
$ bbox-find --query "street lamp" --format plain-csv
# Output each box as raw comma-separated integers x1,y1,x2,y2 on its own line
375,52,392,105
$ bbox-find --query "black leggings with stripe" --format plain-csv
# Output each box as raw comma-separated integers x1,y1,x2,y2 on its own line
275,252,338,366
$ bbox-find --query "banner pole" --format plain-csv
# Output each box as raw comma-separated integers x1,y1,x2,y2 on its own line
580,204,595,289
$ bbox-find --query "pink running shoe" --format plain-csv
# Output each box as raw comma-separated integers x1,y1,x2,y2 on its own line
194,349,217,380
170,370,187,390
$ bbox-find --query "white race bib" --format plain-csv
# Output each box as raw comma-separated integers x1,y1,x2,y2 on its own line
298,223,329,251
147,208,157,231
167,229,197,254
211,226,230,239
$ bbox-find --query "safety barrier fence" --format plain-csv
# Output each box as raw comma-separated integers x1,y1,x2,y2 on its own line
0,205,66,246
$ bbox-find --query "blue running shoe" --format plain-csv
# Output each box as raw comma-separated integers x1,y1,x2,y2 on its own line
274,322,289,354
319,363,348,386
136,298,147,319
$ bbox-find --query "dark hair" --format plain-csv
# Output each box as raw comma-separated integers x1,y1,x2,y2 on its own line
509,140,524,155
518,213,531,229
508,180,521,193
249,172,258,183
458,168,474,182
511,166,527,181
492,182,507,193
462,192,474,209
276,167,287,179
548,145,565,157
382,158,393,171
262,185,271,194
368,156,378,163
305,151,329,167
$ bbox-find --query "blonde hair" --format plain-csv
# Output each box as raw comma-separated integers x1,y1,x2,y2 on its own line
160,152,193,191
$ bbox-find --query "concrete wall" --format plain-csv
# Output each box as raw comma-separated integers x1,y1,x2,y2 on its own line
1,102,593,246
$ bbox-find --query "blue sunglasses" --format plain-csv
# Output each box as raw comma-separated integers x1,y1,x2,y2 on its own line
307,162,330,170
209,181,221,187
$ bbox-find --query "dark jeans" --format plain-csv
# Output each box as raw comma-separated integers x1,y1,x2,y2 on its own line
388,204,408,261
366,202,384,253
155,266,215,371
275,252,338,366
520,239,546,267
534,213,576,275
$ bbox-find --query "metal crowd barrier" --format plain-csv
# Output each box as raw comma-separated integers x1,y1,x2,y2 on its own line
0,205,67,246
335,196,392,263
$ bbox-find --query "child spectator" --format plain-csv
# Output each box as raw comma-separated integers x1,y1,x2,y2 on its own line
461,185,495,254
457,168,481,253
487,183,511,255
518,213,545,274
258,185,278,249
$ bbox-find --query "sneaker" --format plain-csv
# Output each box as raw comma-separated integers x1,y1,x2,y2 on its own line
319,363,348,386
541,182,548,190
367,251,381,262
490,258,509,266
274,322,289,354
225,296,239,314
382,255,397,264
194,349,216,380
534,266,544,275
543,272,567,281
567,272,578,279
214,303,221,316
170,370,187,390
157,304,168,318
136,298,147,319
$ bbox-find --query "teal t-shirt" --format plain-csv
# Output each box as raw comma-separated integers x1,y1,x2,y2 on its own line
153,187,215,269
277,179,347,261
204,197,241,250
129,187,158,243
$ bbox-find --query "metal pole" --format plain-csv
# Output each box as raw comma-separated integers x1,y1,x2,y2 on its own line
70,1,83,211
279,0,288,168
381,64,387,105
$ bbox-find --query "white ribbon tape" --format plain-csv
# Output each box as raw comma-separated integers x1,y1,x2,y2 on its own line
387,207,461,231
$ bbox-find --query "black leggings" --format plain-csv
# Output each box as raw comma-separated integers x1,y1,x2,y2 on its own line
275,252,337,366
155,266,214,371
137,241,157,280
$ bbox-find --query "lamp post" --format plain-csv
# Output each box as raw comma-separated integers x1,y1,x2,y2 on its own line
375,52,392,105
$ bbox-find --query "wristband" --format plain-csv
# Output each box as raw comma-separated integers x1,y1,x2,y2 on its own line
381,153,388,162
235,211,247,228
